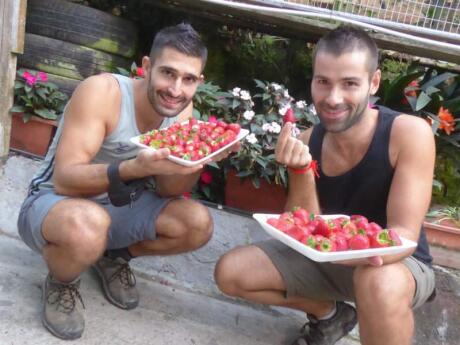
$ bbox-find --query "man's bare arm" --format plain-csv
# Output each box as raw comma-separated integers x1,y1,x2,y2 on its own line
381,115,435,264
53,76,203,197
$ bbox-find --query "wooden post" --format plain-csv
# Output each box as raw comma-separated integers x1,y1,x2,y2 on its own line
0,0,27,161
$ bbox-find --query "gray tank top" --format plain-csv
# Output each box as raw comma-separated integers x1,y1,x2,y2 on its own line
28,74,179,195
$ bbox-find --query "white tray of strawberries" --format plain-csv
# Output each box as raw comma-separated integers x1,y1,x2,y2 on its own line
131,118,249,167
253,208,417,262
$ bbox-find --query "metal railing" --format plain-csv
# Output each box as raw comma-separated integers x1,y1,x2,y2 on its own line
283,0,460,40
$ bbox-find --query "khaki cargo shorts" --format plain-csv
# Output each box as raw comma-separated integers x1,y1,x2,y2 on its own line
256,239,436,309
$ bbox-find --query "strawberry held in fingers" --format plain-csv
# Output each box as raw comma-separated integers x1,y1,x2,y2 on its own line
283,108,296,124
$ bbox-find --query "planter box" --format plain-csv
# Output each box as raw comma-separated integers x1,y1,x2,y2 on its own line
225,169,287,214
10,113,58,157
424,220,460,250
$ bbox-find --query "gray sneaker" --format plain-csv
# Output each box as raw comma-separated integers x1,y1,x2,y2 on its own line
93,256,139,310
41,274,85,340
292,302,357,345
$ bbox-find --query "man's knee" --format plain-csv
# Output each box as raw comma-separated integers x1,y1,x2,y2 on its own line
175,200,213,248
353,263,414,313
214,251,241,297
45,200,111,259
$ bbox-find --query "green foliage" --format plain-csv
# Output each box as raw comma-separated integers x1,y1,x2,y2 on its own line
11,69,68,122
376,66,460,206
193,79,318,197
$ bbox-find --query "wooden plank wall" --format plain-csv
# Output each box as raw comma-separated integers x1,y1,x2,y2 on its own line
0,0,27,162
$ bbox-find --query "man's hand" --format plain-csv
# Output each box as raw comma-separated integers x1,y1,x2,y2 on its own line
275,123,312,168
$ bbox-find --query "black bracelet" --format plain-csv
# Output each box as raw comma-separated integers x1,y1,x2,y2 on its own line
107,161,145,207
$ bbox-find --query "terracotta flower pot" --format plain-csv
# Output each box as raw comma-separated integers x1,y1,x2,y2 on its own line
10,112,58,157
225,169,287,214
424,219,460,250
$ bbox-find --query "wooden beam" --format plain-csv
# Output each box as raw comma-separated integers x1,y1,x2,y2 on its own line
149,0,460,65
0,0,27,161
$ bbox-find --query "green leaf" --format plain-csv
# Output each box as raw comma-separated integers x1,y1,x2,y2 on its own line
34,108,58,120
10,105,25,113
415,91,432,111
421,72,456,91
254,79,266,89
382,71,424,105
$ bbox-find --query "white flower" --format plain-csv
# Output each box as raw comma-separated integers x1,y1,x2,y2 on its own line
296,100,307,109
243,110,255,121
283,90,290,98
270,122,281,134
262,123,271,132
246,133,258,144
308,104,317,116
271,83,281,91
278,104,290,116
232,87,241,97
240,90,251,101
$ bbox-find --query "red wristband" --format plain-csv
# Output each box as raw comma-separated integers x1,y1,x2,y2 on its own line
288,160,320,178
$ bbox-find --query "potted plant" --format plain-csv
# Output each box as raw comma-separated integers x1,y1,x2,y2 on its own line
10,69,68,157
192,80,318,212
424,206,460,250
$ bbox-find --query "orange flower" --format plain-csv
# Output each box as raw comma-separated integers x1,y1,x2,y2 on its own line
437,107,455,135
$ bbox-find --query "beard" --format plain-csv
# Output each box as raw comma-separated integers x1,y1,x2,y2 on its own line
317,96,369,133
146,74,192,119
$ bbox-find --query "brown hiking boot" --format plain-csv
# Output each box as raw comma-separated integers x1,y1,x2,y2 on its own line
93,256,139,310
41,274,85,340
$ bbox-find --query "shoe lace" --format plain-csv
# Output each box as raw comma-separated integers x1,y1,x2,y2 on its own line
108,262,136,289
297,315,325,344
47,282,85,314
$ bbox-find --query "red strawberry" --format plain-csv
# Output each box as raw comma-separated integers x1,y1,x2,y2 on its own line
314,219,331,237
367,222,382,237
303,234,317,249
348,234,370,250
293,208,310,225
267,218,279,228
316,238,337,252
388,229,402,246
283,108,296,124
369,229,390,248
286,226,308,241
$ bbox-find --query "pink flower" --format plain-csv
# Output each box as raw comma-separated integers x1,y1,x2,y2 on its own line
38,72,48,82
182,192,192,199
200,171,213,184
208,116,217,123
22,71,37,86
136,67,144,77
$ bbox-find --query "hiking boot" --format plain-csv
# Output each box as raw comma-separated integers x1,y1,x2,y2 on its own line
93,256,139,310
292,301,357,345
41,274,85,340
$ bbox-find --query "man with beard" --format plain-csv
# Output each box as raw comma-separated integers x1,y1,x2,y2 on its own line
17,23,232,340
214,26,436,345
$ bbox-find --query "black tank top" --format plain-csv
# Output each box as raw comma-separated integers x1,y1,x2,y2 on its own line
309,106,432,265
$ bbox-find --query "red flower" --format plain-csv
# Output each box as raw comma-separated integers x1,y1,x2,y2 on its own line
136,67,144,78
437,107,455,135
402,80,419,105
182,192,191,199
200,171,213,184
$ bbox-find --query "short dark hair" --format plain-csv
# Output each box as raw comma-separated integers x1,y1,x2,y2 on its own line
312,26,379,75
149,23,208,70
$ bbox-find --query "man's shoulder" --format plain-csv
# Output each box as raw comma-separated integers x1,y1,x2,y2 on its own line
76,73,119,96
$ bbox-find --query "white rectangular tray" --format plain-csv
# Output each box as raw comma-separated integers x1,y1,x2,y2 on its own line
253,213,417,262
130,127,249,167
